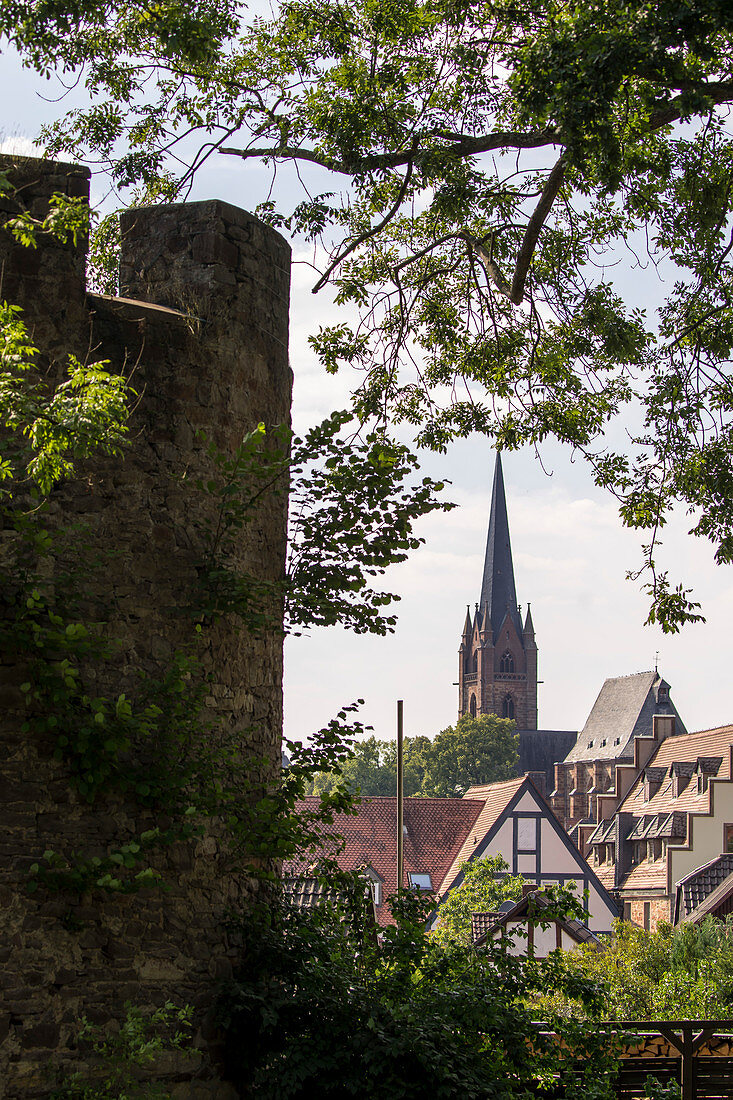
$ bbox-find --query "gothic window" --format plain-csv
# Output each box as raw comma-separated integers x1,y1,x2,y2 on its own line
472,651,478,673
500,650,514,675
470,694,477,718
502,694,514,720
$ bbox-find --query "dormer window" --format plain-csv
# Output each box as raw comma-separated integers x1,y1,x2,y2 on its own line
500,651,514,675
588,741,594,749
600,739,607,748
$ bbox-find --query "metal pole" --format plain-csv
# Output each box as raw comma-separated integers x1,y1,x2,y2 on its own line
397,699,404,891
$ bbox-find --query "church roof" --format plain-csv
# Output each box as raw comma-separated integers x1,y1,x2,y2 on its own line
479,452,522,641
563,670,685,763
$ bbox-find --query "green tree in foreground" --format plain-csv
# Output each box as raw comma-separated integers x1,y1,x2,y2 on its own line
542,917,733,1021
8,0,733,627
218,874,616,1099
307,713,518,798
433,855,524,946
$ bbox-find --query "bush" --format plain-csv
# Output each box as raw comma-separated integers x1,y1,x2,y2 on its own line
218,868,616,1099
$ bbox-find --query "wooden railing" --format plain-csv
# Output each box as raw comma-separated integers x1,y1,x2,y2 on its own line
534,1020,733,1100
610,1021,733,1100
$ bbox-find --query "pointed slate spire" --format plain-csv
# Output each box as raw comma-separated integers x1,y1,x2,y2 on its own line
462,605,472,638
523,602,535,636
479,452,522,640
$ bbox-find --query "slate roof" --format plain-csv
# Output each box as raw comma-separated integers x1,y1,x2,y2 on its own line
564,671,686,763
517,729,578,788
674,854,733,921
283,875,340,909
436,777,526,896
479,452,523,641
471,911,501,942
284,797,484,926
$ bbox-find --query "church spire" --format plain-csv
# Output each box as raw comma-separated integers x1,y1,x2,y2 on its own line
479,451,522,640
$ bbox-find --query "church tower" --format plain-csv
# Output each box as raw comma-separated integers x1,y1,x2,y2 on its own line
458,453,538,729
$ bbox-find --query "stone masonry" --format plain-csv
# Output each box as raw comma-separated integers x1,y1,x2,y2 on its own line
0,155,292,1097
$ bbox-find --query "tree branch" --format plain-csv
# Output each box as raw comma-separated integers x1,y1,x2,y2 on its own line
219,127,561,176
312,145,417,293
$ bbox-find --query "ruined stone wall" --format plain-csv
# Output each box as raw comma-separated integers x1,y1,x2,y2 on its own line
0,156,292,1097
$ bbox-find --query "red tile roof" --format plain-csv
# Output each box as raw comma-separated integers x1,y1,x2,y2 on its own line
284,797,484,926
619,726,733,818
437,777,526,896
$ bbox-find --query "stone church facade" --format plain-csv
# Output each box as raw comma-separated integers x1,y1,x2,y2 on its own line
458,455,537,729
458,455,576,792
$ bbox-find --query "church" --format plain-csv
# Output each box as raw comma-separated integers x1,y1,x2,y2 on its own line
457,454,575,792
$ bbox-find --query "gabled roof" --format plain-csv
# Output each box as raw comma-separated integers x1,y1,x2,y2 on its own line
674,853,733,922
437,777,526,894
564,671,686,763
472,890,602,949
618,725,733,818
479,452,522,641
284,797,484,926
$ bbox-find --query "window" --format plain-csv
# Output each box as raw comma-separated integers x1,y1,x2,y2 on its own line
502,694,514,720
643,901,651,931
600,739,607,748
614,737,621,746
722,824,733,852
409,873,432,891
500,650,514,675
623,902,632,922
470,693,477,718
588,740,594,748
472,651,478,673
372,881,382,906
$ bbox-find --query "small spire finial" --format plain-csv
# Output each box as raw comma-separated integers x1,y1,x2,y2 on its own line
654,650,659,673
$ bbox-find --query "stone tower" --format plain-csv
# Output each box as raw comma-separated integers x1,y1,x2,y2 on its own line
458,453,538,729
0,155,291,1095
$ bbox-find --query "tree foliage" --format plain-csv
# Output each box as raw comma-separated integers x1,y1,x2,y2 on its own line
218,877,617,1099
433,854,524,946
8,0,733,626
307,713,518,797
543,917,733,1021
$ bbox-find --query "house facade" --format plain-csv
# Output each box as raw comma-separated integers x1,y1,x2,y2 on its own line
437,776,618,935
586,724,733,929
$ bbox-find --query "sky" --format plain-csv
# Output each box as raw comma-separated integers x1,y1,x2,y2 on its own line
2,48,733,752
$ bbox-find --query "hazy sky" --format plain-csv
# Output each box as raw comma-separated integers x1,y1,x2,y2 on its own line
2,48,732,753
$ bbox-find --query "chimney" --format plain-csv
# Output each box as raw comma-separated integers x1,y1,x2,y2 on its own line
653,714,675,742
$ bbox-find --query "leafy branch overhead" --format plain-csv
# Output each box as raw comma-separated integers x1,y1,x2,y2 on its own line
7,0,733,626
196,411,453,637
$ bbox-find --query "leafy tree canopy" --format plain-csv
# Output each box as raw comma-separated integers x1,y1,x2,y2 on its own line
433,854,524,946
6,0,733,627
542,917,733,1021
219,875,615,1099
307,712,518,797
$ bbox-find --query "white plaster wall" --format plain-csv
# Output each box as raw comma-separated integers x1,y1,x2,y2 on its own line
669,779,733,890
